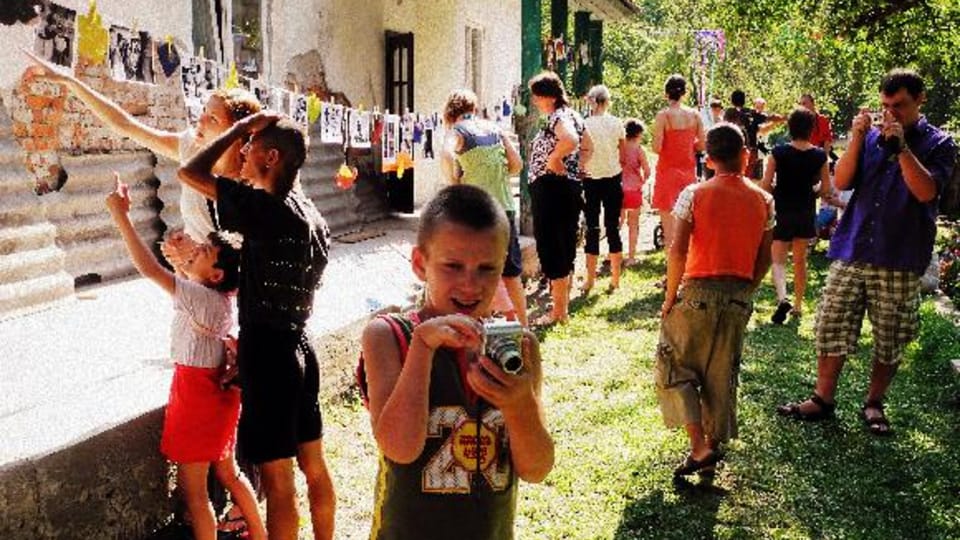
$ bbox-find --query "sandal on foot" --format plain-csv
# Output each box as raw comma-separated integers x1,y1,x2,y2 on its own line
771,301,792,325
861,400,893,436
218,506,248,534
776,393,835,421
673,450,724,477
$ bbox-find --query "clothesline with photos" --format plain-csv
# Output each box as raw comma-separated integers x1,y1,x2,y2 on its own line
33,0,518,190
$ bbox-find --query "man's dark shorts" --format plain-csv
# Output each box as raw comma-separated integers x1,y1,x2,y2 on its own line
237,323,323,463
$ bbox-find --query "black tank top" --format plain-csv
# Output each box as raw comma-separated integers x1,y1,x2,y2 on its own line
771,145,827,214
359,313,518,540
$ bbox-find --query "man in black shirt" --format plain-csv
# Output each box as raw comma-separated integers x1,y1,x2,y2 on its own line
731,90,784,179
179,112,335,540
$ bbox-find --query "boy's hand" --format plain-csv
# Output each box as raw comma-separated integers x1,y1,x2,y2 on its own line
105,173,131,215
660,296,676,318
466,330,542,412
412,314,483,352
236,111,282,135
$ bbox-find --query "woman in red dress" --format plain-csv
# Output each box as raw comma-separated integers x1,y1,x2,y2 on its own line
652,75,706,251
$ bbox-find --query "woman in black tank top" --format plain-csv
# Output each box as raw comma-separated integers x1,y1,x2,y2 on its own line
760,107,830,323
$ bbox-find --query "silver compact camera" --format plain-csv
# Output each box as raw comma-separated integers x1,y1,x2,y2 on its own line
482,319,524,375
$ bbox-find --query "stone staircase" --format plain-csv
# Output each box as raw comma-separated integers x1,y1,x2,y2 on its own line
0,102,73,317
46,152,164,285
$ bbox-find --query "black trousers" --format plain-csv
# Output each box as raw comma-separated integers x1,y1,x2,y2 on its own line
531,175,582,280
583,174,624,255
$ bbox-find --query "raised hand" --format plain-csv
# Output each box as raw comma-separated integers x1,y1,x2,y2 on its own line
105,172,130,215
21,47,73,85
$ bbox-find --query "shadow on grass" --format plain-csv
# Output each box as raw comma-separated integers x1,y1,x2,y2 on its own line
612,478,727,540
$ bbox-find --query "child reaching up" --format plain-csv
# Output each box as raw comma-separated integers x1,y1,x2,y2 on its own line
105,175,266,540
620,118,652,264
358,185,554,539
656,123,773,477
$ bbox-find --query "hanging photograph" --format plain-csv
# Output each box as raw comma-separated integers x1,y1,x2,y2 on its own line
108,26,155,83
382,114,400,169
348,109,371,149
34,2,76,68
156,40,180,79
291,94,308,127
319,102,344,144
180,56,208,124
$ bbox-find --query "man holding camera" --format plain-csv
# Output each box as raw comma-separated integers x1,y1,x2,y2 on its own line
778,69,957,435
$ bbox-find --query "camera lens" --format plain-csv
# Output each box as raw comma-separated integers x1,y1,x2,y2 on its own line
487,335,523,375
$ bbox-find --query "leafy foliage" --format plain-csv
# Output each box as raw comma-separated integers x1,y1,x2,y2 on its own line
603,0,960,134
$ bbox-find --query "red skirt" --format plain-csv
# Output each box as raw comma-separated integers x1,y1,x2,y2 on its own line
622,189,644,210
161,363,241,463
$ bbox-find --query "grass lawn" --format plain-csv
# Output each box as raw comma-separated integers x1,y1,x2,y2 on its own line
319,248,960,540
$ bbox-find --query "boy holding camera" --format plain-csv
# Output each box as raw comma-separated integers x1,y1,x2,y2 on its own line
656,123,774,477
358,185,554,539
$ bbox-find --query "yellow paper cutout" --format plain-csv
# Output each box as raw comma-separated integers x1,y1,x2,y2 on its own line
224,62,240,90
307,94,322,124
335,163,358,190
396,151,413,177
76,1,108,66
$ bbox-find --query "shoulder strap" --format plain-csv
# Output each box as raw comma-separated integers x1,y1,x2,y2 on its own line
356,312,418,407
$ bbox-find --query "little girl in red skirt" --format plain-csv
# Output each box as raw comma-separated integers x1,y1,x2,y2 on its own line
106,176,266,540
620,118,652,264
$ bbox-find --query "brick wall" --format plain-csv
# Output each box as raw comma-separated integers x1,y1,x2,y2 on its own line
8,60,188,193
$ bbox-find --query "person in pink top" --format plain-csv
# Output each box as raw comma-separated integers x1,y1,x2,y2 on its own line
619,118,651,264
652,75,706,253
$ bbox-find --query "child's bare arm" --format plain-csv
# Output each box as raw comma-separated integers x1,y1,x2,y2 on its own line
362,314,483,464
638,147,651,180
466,330,554,483
759,155,776,193
105,174,175,295
662,218,691,317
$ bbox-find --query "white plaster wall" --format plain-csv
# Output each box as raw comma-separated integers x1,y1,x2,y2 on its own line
384,0,521,205
0,0,193,93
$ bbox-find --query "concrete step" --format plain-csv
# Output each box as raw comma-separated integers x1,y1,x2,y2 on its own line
0,245,67,286
0,192,43,228
0,222,58,255
58,153,156,195
53,207,159,245
60,236,145,283
0,270,74,316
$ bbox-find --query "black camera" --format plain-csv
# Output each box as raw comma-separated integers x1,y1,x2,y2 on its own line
482,319,523,375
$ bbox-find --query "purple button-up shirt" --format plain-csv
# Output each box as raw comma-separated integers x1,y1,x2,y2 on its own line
828,117,957,274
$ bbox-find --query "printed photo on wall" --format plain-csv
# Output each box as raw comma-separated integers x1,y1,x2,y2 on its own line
180,56,217,123
109,26,155,83
319,102,344,144
34,2,76,68
291,94,308,127
348,109,371,149
382,114,400,169
156,40,181,79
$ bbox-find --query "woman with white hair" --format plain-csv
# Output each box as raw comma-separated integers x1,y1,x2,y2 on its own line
582,84,626,292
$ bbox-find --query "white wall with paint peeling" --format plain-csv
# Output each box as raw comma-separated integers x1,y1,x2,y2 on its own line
0,0,193,93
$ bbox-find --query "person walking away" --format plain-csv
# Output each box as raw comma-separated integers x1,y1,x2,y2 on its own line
582,84,626,292
652,75,705,254
656,123,774,476
440,89,527,326
777,69,957,436
619,119,651,265
760,107,830,323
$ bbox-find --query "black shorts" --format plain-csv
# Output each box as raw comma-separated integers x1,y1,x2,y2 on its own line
773,210,816,241
237,323,323,464
503,211,522,278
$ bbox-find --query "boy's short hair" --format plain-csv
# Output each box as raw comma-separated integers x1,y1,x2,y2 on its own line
709,98,723,110
254,117,307,195
787,106,816,140
880,68,924,99
722,107,741,124
418,185,509,250
706,123,745,172
624,118,646,139
212,88,262,122
207,231,242,293
443,89,478,125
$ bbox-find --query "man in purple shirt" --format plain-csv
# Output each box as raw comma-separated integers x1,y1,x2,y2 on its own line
777,69,957,435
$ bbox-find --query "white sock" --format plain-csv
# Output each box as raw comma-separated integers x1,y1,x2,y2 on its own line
772,262,787,303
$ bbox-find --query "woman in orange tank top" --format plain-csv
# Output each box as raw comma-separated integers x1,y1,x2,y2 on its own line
652,75,705,252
